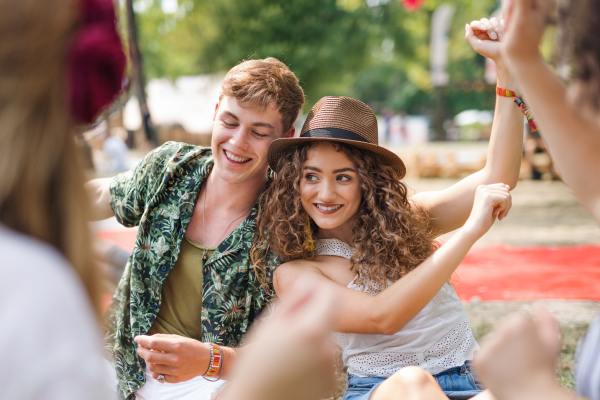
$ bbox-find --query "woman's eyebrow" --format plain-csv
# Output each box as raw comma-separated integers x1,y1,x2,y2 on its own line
333,167,356,173
303,166,322,172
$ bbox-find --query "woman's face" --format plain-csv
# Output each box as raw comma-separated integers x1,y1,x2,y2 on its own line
300,142,362,232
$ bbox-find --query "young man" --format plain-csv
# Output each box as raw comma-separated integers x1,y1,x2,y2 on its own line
88,58,305,399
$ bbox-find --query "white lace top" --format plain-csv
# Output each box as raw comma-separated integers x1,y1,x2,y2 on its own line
315,238,479,377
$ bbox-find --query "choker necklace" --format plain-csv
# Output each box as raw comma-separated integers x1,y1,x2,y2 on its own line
201,182,252,262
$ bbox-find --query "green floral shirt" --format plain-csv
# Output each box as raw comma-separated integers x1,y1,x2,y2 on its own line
104,142,278,399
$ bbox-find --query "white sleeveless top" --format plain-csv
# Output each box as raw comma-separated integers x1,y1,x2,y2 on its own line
315,238,479,377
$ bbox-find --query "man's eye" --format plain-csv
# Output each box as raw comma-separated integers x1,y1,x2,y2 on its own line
253,131,268,138
223,121,236,127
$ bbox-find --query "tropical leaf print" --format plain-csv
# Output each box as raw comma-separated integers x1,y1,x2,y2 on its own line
104,143,279,399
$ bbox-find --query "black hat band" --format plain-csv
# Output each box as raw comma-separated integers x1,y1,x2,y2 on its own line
300,128,371,144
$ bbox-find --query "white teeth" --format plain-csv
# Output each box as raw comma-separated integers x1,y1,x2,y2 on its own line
225,150,251,163
316,204,342,211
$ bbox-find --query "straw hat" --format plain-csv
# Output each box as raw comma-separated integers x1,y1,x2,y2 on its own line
268,96,406,179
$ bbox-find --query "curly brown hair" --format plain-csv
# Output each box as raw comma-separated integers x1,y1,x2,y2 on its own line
251,142,434,291
557,0,600,110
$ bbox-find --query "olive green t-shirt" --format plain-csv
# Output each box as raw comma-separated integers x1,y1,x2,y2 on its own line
148,236,216,340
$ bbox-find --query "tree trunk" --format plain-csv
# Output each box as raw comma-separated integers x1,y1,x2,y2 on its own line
125,0,158,146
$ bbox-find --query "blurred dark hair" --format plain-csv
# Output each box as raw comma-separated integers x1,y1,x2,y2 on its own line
558,0,600,109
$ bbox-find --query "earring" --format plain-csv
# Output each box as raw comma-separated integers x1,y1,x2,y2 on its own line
304,214,315,252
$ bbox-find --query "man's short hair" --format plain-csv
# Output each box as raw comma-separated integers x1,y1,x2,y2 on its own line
220,58,305,134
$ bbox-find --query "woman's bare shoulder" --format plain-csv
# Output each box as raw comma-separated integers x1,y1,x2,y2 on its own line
275,259,325,279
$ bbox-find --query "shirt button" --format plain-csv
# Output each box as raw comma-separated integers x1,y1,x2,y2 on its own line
138,376,144,381
152,304,158,309
161,266,167,272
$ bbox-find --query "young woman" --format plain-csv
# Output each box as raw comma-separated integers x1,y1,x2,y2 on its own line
251,19,520,400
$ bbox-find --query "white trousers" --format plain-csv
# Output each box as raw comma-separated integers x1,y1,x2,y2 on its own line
105,360,227,400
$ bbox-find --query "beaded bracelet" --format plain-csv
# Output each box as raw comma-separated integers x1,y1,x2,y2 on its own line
496,86,539,132
203,343,224,382
515,97,538,132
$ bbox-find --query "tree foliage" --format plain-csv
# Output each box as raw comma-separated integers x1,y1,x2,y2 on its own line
133,0,505,116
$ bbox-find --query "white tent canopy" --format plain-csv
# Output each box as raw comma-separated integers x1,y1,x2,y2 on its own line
124,74,225,134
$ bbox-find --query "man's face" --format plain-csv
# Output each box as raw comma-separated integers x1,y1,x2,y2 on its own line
211,96,293,185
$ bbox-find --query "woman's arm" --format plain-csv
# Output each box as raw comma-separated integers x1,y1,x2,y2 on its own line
275,184,511,335
413,19,523,237
501,0,600,222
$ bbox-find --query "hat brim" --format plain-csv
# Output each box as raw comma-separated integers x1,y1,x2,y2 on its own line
267,136,406,179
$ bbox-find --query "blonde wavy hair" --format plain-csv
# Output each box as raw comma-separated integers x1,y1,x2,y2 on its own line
252,142,434,291
0,0,101,316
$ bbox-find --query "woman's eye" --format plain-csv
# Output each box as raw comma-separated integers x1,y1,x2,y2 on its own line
337,175,351,182
305,174,318,182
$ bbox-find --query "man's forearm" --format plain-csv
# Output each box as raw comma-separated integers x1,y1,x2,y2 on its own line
85,178,115,221
512,57,600,220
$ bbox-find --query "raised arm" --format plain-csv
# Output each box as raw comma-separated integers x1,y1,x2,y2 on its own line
413,18,523,236
85,178,114,221
502,0,600,222
275,184,511,335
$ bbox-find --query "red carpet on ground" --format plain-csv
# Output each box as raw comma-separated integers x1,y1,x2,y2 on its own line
453,244,600,302
97,228,600,303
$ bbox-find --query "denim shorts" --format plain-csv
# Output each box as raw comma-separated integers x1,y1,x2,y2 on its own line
343,362,483,400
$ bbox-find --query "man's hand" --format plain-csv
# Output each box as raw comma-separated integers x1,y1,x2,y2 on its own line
474,304,574,400
134,333,210,383
502,0,555,67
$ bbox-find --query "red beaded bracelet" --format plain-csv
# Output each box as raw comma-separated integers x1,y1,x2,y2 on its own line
497,86,539,132
515,97,538,132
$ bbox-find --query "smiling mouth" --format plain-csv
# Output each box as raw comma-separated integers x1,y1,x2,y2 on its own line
224,149,252,164
314,203,343,213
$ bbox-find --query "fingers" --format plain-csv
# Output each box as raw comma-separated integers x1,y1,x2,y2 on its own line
475,184,512,220
137,345,175,365
490,18,503,40
150,372,178,384
135,334,176,352
464,23,482,52
533,303,561,356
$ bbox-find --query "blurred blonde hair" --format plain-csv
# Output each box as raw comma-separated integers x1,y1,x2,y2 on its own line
0,0,101,315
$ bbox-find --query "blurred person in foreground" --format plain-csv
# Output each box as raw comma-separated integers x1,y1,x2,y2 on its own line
86,58,306,399
473,0,600,399
0,0,125,398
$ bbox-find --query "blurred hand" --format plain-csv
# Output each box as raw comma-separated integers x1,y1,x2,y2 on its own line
465,17,505,64
462,183,512,239
135,333,210,383
502,0,555,68
219,282,337,400
474,304,567,400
